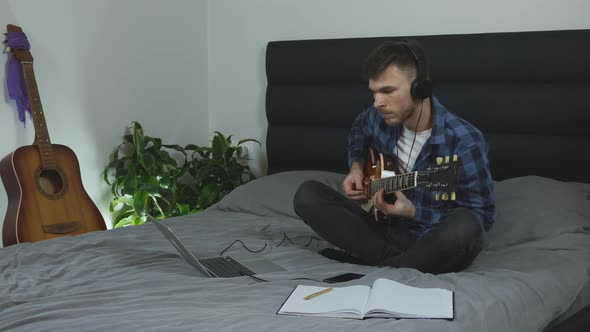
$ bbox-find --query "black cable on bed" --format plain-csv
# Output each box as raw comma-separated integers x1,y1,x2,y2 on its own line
218,233,320,257
276,233,322,248
276,233,295,247
239,272,325,284
219,240,267,256
221,235,327,284
304,236,322,247
289,277,324,282
238,271,269,283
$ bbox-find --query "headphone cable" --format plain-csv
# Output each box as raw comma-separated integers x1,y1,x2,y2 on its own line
404,99,425,172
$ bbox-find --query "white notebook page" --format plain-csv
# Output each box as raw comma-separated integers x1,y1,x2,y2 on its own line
365,278,453,318
279,285,370,316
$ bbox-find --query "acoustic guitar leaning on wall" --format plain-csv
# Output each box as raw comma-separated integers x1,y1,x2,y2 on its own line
1,24,106,246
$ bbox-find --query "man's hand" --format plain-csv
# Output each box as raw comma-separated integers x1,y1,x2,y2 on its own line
343,163,366,201
374,189,415,219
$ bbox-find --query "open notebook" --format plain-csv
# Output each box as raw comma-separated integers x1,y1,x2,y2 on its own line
277,278,454,320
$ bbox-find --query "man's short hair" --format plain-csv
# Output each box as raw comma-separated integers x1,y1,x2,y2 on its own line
363,39,429,81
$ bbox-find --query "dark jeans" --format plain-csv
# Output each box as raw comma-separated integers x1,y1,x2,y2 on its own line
293,180,484,274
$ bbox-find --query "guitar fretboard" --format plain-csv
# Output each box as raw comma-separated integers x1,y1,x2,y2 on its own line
369,172,418,196
22,63,56,169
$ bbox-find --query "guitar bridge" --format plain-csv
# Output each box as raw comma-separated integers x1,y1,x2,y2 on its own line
42,221,81,234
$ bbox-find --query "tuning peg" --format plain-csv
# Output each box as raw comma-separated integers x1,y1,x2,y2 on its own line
442,192,449,201
435,192,440,201
445,156,450,164
436,157,443,165
4,46,10,53
453,154,458,162
451,192,456,201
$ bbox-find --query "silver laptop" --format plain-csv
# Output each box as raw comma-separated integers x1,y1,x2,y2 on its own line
149,214,284,278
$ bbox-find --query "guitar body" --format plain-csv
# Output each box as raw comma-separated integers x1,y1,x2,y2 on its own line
1,144,106,246
361,148,399,222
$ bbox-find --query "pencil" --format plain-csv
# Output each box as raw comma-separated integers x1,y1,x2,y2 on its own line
304,287,333,300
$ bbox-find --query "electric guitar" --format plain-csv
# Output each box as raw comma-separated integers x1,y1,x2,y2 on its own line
1,24,106,246
360,147,460,221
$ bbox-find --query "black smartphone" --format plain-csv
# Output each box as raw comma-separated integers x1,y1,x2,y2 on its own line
322,273,365,284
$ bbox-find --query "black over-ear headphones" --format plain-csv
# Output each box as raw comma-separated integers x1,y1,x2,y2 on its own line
398,41,432,100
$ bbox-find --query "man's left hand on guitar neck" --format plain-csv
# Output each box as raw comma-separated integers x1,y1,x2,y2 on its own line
374,189,416,220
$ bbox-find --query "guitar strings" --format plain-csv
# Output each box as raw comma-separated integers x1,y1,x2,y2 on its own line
370,172,416,197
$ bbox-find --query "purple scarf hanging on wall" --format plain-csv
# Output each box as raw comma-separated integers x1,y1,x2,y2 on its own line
4,31,32,126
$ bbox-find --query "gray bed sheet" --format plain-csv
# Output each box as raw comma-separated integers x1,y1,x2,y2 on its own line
1,172,589,332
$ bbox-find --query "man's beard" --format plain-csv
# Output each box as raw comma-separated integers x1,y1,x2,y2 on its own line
383,103,415,126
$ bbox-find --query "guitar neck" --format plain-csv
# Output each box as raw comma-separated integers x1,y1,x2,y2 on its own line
369,171,418,196
22,63,56,169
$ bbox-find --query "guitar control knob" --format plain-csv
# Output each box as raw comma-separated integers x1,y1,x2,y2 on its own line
451,192,456,201
445,156,450,164
435,192,440,201
453,155,458,162
436,157,443,165
442,192,449,201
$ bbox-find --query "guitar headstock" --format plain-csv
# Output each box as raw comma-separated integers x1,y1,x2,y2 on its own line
4,24,33,62
7,24,23,33
418,155,461,201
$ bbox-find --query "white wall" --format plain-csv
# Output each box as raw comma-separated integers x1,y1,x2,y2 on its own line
0,0,208,245
208,0,590,176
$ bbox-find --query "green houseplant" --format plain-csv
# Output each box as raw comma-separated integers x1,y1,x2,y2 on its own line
103,121,259,228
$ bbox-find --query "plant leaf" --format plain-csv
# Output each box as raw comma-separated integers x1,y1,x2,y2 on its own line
237,138,261,146
133,190,149,217
196,182,220,209
109,195,134,212
211,133,225,160
105,123,258,227
113,209,136,228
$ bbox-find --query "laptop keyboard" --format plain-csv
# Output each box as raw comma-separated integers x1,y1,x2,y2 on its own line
199,256,255,278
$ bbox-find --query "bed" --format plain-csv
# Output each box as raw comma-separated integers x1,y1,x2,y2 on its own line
1,30,589,331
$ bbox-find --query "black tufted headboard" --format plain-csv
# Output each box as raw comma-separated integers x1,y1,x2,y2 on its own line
265,30,590,183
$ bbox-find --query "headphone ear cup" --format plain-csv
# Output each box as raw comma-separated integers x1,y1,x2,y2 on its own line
411,78,433,100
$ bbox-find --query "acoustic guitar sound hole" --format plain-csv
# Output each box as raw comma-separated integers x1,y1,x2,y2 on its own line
37,168,66,198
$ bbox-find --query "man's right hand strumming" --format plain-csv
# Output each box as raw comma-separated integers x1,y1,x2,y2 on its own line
343,162,367,201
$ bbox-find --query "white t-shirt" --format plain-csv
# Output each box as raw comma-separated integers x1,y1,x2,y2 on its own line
395,126,432,173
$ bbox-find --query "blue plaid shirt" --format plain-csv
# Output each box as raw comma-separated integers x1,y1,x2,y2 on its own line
348,96,496,238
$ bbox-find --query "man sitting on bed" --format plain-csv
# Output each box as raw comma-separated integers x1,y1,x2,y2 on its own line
293,40,496,274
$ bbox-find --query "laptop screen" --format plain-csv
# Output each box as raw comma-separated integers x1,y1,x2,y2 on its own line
148,214,213,278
